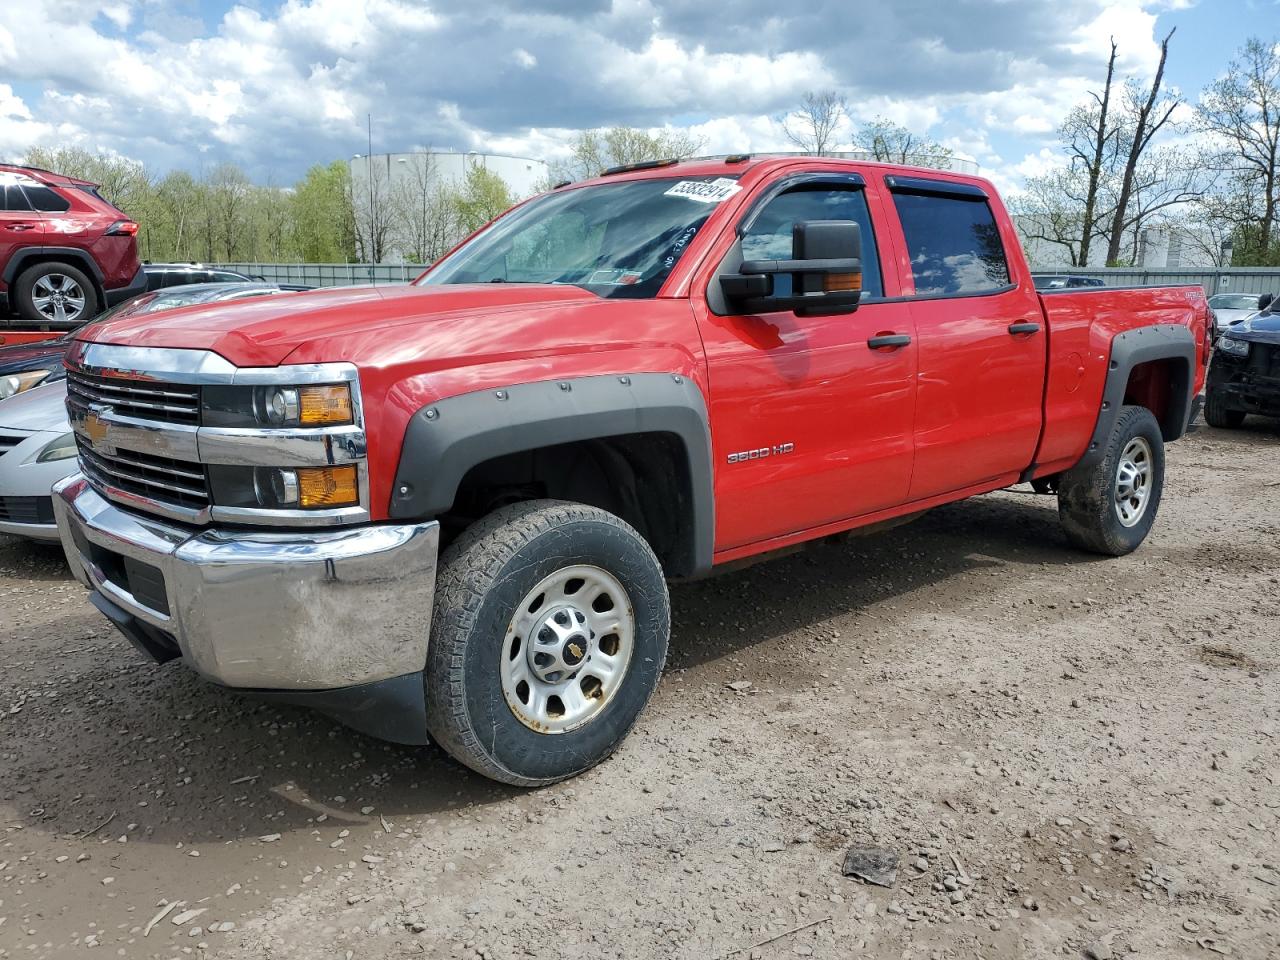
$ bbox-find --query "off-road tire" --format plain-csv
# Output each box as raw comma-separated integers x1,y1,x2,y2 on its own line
425,499,670,786
1058,405,1165,556
13,261,99,325
1203,388,1245,429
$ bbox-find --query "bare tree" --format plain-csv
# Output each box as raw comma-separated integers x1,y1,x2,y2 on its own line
350,155,397,262
1105,28,1180,264
1010,168,1092,266
1197,36,1280,264
853,117,953,168
394,152,461,264
1105,147,1205,264
1063,39,1119,266
552,126,706,182
782,91,848,156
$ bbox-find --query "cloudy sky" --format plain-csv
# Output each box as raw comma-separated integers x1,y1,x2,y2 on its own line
0,0,1272,193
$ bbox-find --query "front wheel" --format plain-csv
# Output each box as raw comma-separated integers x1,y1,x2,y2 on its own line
425,500,670,786
1204,388,1245,429
1057,405,1165,556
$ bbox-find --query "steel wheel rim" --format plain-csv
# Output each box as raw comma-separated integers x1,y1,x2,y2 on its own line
31,274,87,323
500,564,636,734
1114,436,1154,527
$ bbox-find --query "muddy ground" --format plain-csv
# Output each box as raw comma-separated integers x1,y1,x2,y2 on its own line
1,421,1277,960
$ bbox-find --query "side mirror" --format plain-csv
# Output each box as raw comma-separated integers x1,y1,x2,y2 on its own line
721,220,863,316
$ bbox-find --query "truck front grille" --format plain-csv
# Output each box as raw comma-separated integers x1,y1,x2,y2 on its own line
78,444,211,512
66,370,200,425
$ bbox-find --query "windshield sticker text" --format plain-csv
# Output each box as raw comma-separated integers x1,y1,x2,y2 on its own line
664,178,742,204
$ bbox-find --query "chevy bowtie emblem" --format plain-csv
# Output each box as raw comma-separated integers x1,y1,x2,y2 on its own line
83,407,112,449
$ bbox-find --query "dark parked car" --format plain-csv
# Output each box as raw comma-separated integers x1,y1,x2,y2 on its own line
0,283,294,400
1205,302,1280,428
1033,274,1106,290
1,164,144,325
143,264,313,292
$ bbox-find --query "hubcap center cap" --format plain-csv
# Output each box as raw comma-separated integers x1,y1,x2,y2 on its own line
527,604,591,682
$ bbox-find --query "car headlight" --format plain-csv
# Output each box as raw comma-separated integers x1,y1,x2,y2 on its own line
32,432,78,463
201,383,355,428
1217,337,1250,358
0,369,52,399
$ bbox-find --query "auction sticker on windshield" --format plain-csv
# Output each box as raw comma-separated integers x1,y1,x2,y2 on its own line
664,178,742,203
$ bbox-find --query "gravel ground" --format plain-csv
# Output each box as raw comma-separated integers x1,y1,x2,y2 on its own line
1,421,1277,960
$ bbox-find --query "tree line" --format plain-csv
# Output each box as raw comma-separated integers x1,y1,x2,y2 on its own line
1012,34,1280,268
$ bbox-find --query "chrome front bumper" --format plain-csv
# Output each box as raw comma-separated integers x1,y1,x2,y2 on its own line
53,474,440,691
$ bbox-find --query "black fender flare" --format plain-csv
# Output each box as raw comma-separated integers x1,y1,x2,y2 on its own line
1076,323,1196,470
2,246,106,292
389,373,715,574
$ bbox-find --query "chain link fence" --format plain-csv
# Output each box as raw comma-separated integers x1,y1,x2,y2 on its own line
218,262,425,287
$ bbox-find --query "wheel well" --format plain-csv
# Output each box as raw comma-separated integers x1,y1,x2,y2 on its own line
10,253,105,301
441,432,698,577
1123,358,1189,441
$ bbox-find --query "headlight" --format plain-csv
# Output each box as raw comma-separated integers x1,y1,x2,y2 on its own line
209,464,362,510
33,432,78,463
0,369,51,399
202,383,354,428
1217,337,1250,358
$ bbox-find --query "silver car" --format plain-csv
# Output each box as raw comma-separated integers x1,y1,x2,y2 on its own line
0,380,76,540
1207,293,1262,331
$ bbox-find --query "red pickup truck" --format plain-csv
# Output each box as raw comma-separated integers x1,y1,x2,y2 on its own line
51,156,1209,785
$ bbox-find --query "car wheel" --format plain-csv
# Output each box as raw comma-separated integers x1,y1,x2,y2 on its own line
1204,388,1245,429
14,262,99,326
1057,405,1165,557
425,499,670,786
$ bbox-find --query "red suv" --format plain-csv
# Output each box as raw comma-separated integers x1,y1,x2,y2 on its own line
0,164,144,327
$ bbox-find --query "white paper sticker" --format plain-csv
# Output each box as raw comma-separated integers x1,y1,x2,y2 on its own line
664,177,742,203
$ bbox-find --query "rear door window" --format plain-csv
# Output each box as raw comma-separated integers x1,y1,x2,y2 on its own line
1,184,32,212
891,190,1010,297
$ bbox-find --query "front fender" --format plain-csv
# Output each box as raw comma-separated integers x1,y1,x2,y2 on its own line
388,372,715,574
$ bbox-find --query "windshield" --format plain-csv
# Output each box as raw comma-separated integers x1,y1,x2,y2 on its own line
419,176,741,299
1209,294,1258,310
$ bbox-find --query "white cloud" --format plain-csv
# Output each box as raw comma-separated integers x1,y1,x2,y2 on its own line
0,0,1198,193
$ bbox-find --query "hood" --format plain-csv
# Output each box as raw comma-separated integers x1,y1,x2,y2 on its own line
78,283,599,367
0,337,71,374
0,379,69,433
1224,310,1280,346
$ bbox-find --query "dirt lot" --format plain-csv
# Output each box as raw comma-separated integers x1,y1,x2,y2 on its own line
1,422,1277,960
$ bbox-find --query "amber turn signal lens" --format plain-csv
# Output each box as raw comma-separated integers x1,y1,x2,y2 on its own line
823,272,862,293
298,385,353,426
296,465,360,508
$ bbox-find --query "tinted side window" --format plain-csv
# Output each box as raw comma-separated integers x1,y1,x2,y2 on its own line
21,185,71,212
2,184,32,212
741,185,883,298
145,271,168,291
891,192,1010,296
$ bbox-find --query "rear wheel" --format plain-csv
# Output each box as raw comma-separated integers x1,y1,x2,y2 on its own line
425,500,669,786
1058,405,1165,556
1204,387,1245,429
14,262,99,325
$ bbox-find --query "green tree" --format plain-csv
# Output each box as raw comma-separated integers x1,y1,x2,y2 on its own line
451,161,516,235
292,161,356,262
853,117,954,169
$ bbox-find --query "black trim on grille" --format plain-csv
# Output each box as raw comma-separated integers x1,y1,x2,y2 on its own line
0,496,54,525
66,370,200,425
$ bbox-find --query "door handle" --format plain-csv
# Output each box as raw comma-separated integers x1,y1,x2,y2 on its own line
867,334,912,350
1008,321,1041,335
7,223,35,232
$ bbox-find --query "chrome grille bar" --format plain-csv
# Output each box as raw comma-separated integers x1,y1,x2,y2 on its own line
66,371,199,424
79,446,211,504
